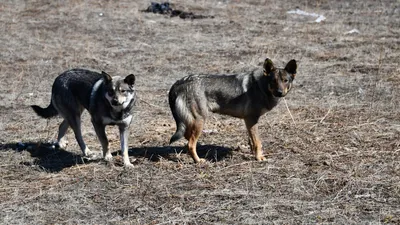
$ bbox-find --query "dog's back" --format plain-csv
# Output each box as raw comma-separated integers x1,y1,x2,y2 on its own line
51,69,102,112
31,69,102,118
168,69,275,117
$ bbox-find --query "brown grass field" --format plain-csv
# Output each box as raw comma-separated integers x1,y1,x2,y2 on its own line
1,0,399,224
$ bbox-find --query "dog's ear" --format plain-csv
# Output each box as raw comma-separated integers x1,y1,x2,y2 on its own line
124,74,135,86
263,58,275,75
285,59,297,79
102,71,112,84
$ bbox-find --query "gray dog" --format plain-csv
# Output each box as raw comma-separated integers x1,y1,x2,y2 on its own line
31,69,136,167
169,58,297,163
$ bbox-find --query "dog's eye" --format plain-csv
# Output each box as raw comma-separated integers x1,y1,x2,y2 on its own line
121,89,131,94
284,79,289,83
107,90,115,96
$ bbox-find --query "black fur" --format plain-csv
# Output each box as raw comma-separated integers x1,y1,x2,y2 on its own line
31,104,58,118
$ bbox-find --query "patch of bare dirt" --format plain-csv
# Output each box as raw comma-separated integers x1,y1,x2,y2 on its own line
1,0,399,224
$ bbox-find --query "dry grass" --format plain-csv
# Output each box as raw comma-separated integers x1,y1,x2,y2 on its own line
1,0,399,224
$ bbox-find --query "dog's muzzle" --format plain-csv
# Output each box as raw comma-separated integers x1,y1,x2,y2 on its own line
111,99,122,106
274,90,285,97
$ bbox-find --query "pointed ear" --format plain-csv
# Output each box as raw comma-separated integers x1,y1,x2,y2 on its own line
102,71,112,84
263,58,275,74
285,59,297,78
124,74,135,86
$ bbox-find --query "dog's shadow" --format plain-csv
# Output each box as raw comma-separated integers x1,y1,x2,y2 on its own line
0,142,88,172
0,142,233,172
128,145,233,162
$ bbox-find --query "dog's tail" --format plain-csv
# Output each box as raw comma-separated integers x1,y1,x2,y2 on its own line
169,87,188,144
170,123,185,144
31,103,58,118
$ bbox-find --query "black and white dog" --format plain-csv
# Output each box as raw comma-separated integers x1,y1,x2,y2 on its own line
31,69,137,167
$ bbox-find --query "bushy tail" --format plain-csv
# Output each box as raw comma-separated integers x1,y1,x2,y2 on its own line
169,123,185,144
31,103,58,118
169,87,187,144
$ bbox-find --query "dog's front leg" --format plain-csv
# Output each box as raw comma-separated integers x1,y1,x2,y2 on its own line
119,124,133,168
244,118,266,161
92,121,111,161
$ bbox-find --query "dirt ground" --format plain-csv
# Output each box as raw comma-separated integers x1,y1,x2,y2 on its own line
1,0,399,224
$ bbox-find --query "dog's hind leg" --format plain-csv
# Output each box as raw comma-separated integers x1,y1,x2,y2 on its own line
185,119,205,163
67,113,93,157
57,119,69,148
244,118,265,161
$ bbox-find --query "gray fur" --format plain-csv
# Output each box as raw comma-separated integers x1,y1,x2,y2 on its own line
169,58,297,163
31,69,137,167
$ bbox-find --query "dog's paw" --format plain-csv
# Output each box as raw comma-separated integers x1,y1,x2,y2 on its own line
104,153,113,162
57,139,68,149
124,162,134,168
256,155,266,161
83,149,102,161
123,158,136,168
83,147,93,156
196,158,207,164
87,154,102,161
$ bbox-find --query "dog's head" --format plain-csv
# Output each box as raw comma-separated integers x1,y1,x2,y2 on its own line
102,71,136,110
263,58,297,97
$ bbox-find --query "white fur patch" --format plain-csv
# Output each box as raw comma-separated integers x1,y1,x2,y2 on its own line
83,146,92,156
242,75,249,93
90,79,104,107
176,96,192,123
122,92,134,108
58,138,68,148
123,115,133,124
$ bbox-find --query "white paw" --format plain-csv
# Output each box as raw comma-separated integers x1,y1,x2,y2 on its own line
124,162,134,168
104,153,113,162
83,148,103,160
124,158,136,168
57,139,68,148
83,147,93,156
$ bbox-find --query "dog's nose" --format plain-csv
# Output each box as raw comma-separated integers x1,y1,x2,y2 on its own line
111,99,120,106
276,90,283,97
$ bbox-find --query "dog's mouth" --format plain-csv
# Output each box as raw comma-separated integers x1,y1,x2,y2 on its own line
110,97,135,108
111,100,122,106
106,90,135,109
273,91,285,97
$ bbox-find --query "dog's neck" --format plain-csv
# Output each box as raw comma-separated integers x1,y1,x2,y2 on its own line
89,79,104,112
108,97,135,121
257,73,280,110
